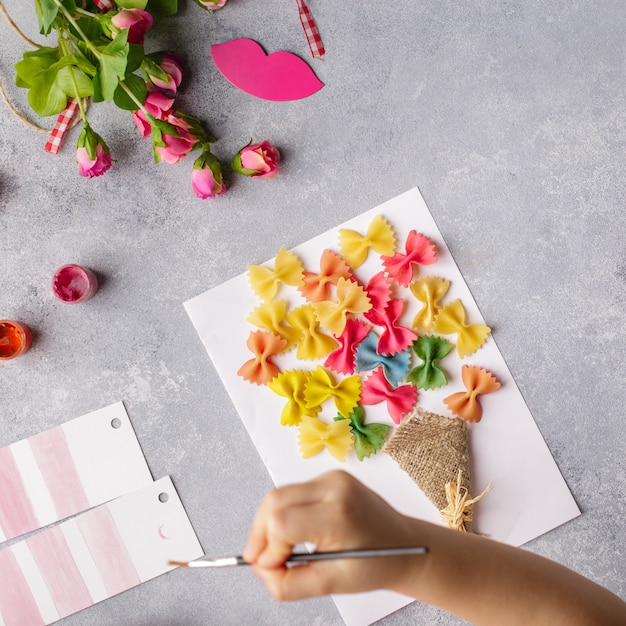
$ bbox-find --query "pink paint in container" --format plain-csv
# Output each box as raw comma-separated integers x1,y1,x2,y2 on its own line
52,264,98,304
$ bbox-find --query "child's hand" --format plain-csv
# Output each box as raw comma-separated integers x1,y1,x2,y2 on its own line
242,470,427,601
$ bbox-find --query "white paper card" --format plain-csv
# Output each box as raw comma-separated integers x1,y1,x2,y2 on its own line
184,188,580,625
0,477,203,625
0,402,153,544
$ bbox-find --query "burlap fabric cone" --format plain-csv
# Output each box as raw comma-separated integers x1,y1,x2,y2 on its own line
383,406,470,511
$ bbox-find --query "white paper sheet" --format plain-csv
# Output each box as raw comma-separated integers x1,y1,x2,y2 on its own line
0,402,153,544
0,477,203,625
184,188,580,625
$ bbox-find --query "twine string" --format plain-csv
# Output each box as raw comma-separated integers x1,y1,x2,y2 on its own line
439,470,492,532
0,0,42,48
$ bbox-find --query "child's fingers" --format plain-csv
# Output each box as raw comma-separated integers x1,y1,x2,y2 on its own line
251,561,343,602
244,471,353,564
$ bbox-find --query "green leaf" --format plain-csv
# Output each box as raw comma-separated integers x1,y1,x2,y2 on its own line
56,66,94,98
115,0,149,8
35,0,60,35
113,73,147,110
73,15,105,44
95,30,130,101
27,68,69,117
335,406,390,461
126,44,145,74
147,0,178,15
15,47,60,88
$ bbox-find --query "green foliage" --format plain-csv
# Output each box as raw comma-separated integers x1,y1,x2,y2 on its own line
147,0,178,16
113,73,146,111
115,0,149,8
16,49,94,116
92,29,130,102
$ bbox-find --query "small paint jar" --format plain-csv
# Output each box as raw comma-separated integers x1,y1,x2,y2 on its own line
0,320,32,360
52,264,98,304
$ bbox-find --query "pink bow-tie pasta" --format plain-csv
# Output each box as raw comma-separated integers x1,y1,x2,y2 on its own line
382,230,437,287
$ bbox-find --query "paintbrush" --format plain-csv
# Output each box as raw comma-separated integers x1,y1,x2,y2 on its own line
170,546,428,568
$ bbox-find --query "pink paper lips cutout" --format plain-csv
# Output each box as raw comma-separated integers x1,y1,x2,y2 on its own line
211,38,324,101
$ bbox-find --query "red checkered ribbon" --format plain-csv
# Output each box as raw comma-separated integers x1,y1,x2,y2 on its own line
93,0,115,10
44,99,79,154
296,0,325,59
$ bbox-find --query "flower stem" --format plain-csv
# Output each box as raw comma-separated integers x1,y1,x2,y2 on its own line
52,0,100,57
118,80,148,114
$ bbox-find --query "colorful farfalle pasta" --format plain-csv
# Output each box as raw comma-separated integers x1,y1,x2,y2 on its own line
443,365,501,422
268,369,320,426
247,299,302,352
237,330,287,385
241,211,498,464
432,299,491,359
324,318,372,375
298,415,355,462
406,335,454,390
355,331,411,387
304,365,362,418
410,276,450,331
286,305,338,361
247,247,304,301
312,277,372,336
298,249,352,302
338,215,396,268
382,230,437,287
360,368,418,424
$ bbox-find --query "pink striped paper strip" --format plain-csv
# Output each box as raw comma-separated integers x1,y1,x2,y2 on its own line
0,477,203,625
0,402,152,544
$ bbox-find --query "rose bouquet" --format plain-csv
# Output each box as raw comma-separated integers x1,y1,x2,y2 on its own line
9,0,279,197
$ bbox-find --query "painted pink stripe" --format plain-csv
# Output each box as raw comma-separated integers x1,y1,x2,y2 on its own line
27,526,94,618
0,446,39,540
29,426,90,520
0,548,45,626
76,506,140,597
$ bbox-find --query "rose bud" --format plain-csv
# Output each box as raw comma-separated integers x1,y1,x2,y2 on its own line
76,124,112,178
230,141,280,178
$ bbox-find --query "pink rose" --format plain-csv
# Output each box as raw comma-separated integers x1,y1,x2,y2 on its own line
192,152,226,199
132,92,175,138
156,131,197,164
195,0,228,10
76,125,112,178
145,52,184,94
111,9,153,45
77,145,112,178
231,141,280,178
153,114,199,164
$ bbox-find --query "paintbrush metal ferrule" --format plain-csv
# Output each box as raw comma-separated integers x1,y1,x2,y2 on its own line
171,546,428,569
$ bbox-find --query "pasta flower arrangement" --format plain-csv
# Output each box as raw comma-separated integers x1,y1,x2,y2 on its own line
6,0,279,197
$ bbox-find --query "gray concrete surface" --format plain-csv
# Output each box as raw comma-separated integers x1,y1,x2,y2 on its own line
1,1,624,624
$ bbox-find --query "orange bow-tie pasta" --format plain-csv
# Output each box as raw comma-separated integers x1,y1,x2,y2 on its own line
443,365,501,422
237,330,287,385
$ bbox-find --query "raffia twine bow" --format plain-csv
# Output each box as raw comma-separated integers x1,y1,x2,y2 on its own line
439,470,492,532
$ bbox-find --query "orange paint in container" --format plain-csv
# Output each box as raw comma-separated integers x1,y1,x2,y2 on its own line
52,264,98,303
0,320,32,360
